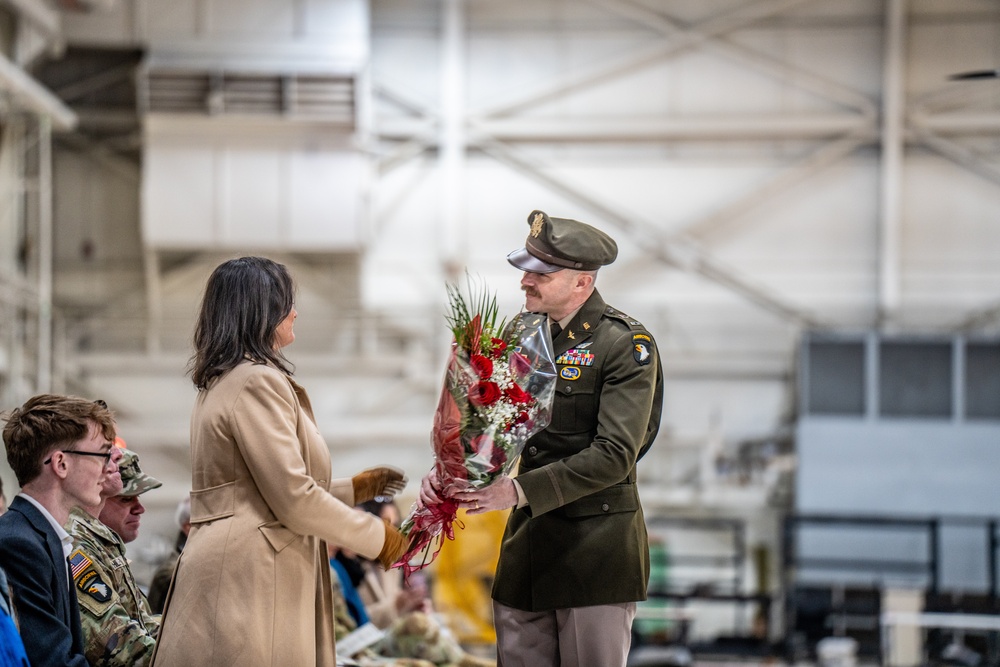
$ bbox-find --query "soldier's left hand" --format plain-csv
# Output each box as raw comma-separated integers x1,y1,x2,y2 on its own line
454,476,518,515
352,466,407,503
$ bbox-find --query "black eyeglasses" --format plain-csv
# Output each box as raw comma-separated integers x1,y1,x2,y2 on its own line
44,450,114,465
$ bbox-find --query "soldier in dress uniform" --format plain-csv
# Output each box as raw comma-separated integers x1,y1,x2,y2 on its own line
427,210,664,667
69,448,162,667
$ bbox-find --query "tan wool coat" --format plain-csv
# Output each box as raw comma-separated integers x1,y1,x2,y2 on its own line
151,362,387,667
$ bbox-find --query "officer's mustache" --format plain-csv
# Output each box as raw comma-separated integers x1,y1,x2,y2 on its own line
521,286,540,298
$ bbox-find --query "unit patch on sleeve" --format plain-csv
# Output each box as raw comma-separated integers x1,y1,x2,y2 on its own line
77,568,113,604
632,333,653,366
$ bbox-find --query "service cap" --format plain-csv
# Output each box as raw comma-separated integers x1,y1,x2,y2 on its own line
118,449,162,497
507,210,618,273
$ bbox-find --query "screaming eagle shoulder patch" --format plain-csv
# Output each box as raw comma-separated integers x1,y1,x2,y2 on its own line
77,569,112,604
71,548,117,615
632,333,653,366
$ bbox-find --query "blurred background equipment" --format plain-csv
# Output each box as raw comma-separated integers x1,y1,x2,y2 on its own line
1,0,1000,663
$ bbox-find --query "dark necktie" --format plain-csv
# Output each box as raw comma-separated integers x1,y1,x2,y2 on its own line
550,322,561,340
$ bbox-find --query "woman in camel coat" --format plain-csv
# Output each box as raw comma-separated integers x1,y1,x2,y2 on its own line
152,257,408,667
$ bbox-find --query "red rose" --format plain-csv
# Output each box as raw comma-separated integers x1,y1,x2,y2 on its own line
504,383,532,405
514,410,530,426
471,433,493,454
509,351,531,377
489,443,508,472
490,337,507,359
469,354,493,380
469,381,501,407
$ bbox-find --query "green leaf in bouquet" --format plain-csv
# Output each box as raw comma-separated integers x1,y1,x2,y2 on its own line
444,274,507,355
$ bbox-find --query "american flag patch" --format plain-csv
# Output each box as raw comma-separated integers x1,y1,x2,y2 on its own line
69,550,91,579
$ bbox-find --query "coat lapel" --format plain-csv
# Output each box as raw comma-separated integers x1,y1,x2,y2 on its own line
10,497,74,626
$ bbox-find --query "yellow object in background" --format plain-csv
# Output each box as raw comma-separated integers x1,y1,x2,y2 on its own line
432,507,509,646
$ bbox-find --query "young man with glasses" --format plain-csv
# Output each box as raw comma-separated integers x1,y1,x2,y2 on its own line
0,394,120,667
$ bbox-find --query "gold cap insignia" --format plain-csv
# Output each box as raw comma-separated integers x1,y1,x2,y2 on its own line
530,213,545,238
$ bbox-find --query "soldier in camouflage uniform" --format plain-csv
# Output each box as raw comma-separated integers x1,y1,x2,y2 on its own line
69,448,162,667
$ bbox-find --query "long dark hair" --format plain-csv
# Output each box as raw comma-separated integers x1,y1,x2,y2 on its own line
190,256,295,390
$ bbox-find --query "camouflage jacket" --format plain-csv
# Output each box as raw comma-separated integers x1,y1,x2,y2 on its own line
68,508,160,667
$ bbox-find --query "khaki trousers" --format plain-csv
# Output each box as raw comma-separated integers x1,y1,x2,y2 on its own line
493,600,636,667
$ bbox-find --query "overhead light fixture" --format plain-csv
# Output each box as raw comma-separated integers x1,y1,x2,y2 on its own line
948,69,1000,80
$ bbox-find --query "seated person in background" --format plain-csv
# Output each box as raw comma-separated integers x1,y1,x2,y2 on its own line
69,447,162,667
146,495,190,615
329,503,495,667
356,499,433,628
329,543,491,667
330,543,371,628
0,394,119,667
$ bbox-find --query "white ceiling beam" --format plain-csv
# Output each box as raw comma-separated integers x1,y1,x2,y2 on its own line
476,0,816,119
55,133,140,184
584,0,875,117
475,135,829,328
913,128,1000,189
375,107,873,144
911,80,997,114
911,111,1000,135
1,0,60,39
53,63,136,103
675,132,871,242
430,113,870,142
0,52,77,130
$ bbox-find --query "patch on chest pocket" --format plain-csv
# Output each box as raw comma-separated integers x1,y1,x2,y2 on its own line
560,367,581,381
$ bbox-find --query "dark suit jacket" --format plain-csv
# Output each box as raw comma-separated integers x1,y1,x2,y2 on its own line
0,496,88,667
493,290,664,611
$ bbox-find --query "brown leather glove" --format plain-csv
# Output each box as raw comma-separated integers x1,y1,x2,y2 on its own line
377,518,408,570
352,466,406,504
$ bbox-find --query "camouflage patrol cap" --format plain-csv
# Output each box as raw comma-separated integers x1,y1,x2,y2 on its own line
507,210,618,274
117,449,162,497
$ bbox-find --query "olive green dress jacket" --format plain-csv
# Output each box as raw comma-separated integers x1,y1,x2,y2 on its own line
151,362,387,667
493,290,664,612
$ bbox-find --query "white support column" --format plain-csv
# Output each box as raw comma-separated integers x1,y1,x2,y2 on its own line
878,0,906,327
439,0,465,281
37,115,52,392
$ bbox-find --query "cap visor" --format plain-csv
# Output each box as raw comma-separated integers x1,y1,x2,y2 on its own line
122,477,163,496
507,247,562,273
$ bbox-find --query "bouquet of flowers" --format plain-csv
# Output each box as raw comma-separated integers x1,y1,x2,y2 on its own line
394,279,557,576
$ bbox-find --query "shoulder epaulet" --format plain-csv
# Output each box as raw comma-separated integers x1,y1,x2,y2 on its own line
605,306,656,366
604,306,647,331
